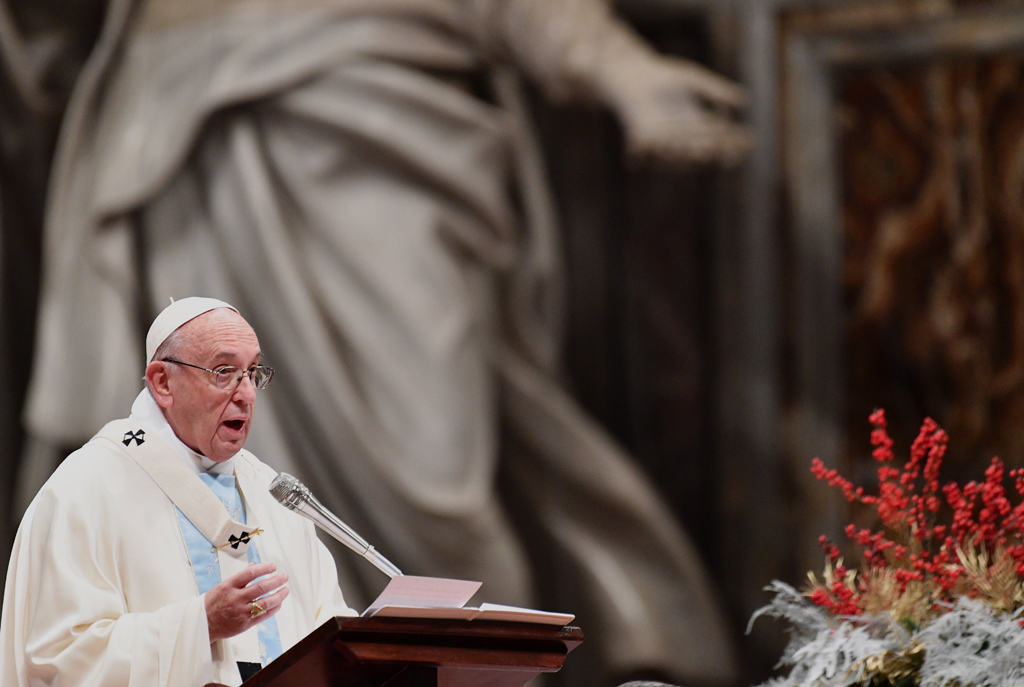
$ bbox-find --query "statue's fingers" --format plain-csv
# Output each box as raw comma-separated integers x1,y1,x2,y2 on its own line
624,119,751,166
673,63,747,109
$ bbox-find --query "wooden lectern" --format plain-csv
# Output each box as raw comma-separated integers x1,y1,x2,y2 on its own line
233,617,584,687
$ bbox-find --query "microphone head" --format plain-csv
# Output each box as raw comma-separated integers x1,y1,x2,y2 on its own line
269,472,309,511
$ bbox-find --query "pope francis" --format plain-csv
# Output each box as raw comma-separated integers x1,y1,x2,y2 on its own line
0,297,357,687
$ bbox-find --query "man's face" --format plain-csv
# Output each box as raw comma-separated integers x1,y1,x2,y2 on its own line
160,309,262,462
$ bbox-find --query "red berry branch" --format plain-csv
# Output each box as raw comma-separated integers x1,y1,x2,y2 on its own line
805,409,1024,617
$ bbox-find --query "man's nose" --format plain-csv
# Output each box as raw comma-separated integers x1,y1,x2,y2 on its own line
233,373,258,402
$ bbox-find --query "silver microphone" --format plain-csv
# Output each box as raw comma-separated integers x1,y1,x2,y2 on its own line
269,473,403,578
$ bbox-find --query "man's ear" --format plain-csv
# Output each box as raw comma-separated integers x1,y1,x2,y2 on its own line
145,361,174,409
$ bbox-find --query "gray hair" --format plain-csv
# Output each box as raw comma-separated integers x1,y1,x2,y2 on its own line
144,326,189,392
152,325,187,362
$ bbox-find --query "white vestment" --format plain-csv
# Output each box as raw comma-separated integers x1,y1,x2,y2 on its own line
1,390,356,687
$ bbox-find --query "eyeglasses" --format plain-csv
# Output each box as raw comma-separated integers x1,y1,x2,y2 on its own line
162,358,275,391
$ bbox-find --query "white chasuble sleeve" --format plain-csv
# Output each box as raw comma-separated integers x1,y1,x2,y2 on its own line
0,446,223,687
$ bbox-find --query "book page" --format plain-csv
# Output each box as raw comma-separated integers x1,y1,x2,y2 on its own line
363,576,482,616
367,605,479,620
475,603,575,625
367,602,574,625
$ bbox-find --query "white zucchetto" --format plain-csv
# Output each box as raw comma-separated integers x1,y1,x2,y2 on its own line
145,296,238,363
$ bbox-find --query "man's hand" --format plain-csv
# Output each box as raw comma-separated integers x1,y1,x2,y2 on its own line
206,562,289,643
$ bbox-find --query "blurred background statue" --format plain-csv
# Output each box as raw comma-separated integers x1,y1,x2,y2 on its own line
0,0,103,549
20,1,748,684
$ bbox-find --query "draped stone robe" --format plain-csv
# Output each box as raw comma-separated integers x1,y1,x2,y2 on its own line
23,1,738,682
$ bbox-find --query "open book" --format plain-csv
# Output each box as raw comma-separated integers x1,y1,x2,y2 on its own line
361,576,575,626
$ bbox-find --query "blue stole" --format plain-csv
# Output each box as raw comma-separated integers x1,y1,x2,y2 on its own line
176,472,284,665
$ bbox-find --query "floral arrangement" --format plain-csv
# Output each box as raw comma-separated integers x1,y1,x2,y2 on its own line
751,409,1024,686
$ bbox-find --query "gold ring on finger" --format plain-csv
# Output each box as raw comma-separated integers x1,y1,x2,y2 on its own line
251,600,267,619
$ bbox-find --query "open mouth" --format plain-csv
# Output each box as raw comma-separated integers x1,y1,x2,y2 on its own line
224,419,245,432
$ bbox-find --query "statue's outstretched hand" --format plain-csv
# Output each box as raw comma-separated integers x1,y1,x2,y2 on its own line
497,0,750,165
603,52,751,166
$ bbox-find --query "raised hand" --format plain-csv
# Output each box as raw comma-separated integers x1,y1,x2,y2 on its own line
205,562,289,642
